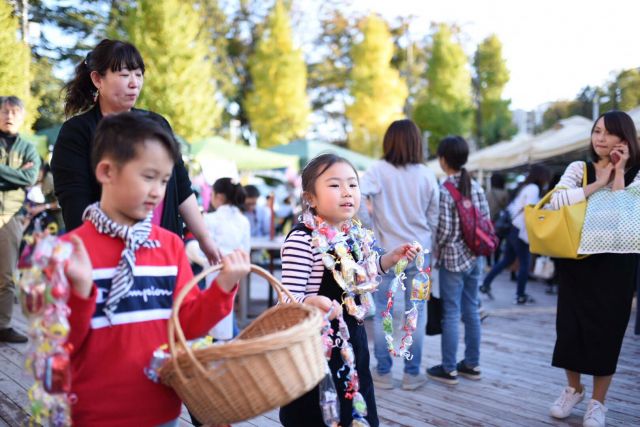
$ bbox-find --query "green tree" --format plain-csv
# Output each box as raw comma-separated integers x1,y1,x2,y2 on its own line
346,14,408,157
472,34,516,147
413,24,472,154
0,0,38,129
31,57,65,131
613,68,640,111
244,0,310,148
307,3,358,140
115,0,221,140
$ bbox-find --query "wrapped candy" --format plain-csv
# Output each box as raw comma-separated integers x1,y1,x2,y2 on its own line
411,243,432,301
319,368,340,427
19,236,74,427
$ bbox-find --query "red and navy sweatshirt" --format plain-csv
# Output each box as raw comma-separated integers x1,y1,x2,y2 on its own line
65,221,236,427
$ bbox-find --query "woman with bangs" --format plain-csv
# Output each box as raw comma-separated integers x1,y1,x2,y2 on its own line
51,39,221,263
547,111,640,427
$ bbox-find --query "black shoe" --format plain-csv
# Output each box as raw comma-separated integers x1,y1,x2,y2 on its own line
514,294,536,305
0,328,28,343
427,365,459,385
456,361,481,380
479,285,494,300
545,285,557,295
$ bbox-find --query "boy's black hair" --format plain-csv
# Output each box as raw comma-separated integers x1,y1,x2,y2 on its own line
91,111,180,171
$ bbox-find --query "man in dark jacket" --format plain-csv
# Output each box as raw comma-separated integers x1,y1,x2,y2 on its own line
0,96,40,343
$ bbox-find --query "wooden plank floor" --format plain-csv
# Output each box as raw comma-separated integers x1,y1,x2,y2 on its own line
2,271,638,426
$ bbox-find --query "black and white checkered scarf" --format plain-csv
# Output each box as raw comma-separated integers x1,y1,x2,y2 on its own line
83,203,160,322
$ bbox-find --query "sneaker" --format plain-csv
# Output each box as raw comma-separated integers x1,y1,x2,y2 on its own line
549,385,585,419
426,365,458,385
401,373,427,390
0,328,28,343
514,294,536,305
372,371,394,390
479,285,494,300
583,399,607,427
456,361,481,380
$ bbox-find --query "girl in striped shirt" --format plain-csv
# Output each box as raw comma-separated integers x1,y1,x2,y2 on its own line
278,153,418,427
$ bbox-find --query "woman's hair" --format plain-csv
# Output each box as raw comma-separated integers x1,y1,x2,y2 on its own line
522,164,552,196
213,178,247,208
589,110,640,168
382,119,424,166
301,153,358,214
437,136,472,198
64,39,145,117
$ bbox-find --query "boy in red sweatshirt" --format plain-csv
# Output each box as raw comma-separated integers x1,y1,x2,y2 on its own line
63,112,250,426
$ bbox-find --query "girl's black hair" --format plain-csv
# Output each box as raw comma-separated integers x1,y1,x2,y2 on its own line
437,136,471,198
301,153,358,214
213,178,247,208
64,39,145,117
589,110,640,168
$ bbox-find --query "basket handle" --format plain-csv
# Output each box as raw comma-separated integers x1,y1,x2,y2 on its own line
167,264,296,385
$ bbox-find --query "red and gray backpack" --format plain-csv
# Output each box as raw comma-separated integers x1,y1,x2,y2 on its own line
443,181,499,256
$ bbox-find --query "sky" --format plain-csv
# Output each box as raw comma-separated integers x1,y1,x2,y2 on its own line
333,0,640,111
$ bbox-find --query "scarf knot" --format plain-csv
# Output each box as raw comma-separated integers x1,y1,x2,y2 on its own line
83,203,160,322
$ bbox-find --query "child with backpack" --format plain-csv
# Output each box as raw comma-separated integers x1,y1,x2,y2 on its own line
427,136,491,384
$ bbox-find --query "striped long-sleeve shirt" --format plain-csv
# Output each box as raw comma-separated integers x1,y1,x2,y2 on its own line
280,229,325,302
280,226,385,302
551,161,640,209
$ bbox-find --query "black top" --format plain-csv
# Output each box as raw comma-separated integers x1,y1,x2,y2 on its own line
51,105,193,236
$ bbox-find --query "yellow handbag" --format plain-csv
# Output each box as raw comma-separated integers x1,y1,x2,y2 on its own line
525,163,587,259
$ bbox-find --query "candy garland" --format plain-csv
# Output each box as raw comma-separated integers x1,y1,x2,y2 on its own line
18,236,74,427
303,214,380,323
319,308,370,427
381,243,431,360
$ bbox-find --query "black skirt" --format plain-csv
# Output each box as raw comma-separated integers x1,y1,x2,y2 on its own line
553,253,637,376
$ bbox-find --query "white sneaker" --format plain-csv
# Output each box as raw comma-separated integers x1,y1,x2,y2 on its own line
583,399,607,427
550,386,585,419
402,373,427,390
372,371,394,390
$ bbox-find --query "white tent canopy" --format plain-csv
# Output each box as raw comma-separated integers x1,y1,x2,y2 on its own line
427,115,594,176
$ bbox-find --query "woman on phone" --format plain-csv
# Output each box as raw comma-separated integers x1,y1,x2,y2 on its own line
547,111,640,427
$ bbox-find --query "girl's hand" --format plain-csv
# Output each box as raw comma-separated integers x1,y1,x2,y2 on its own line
305,295,342,320
216,249,251,292
65,235,93,299
380,243,419,271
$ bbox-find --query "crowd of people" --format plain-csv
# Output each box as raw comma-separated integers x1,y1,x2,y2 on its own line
0,37,638,427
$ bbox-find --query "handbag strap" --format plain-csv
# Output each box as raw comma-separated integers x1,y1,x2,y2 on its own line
443,181,462,201
624,165,640,186
585,161,595,186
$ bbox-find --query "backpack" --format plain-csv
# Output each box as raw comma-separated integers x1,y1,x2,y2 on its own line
443,181,499,256
493,208,512,238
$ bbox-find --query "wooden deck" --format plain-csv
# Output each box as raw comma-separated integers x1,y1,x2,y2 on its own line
1,272,638,426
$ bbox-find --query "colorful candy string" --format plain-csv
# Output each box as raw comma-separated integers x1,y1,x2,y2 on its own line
19,236,74,427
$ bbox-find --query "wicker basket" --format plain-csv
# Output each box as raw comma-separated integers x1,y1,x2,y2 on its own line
159,264,325,425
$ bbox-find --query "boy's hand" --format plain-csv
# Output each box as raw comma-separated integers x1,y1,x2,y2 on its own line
305,295,342,320
380,243,420,272
215,249,250,292
65,235,93,299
